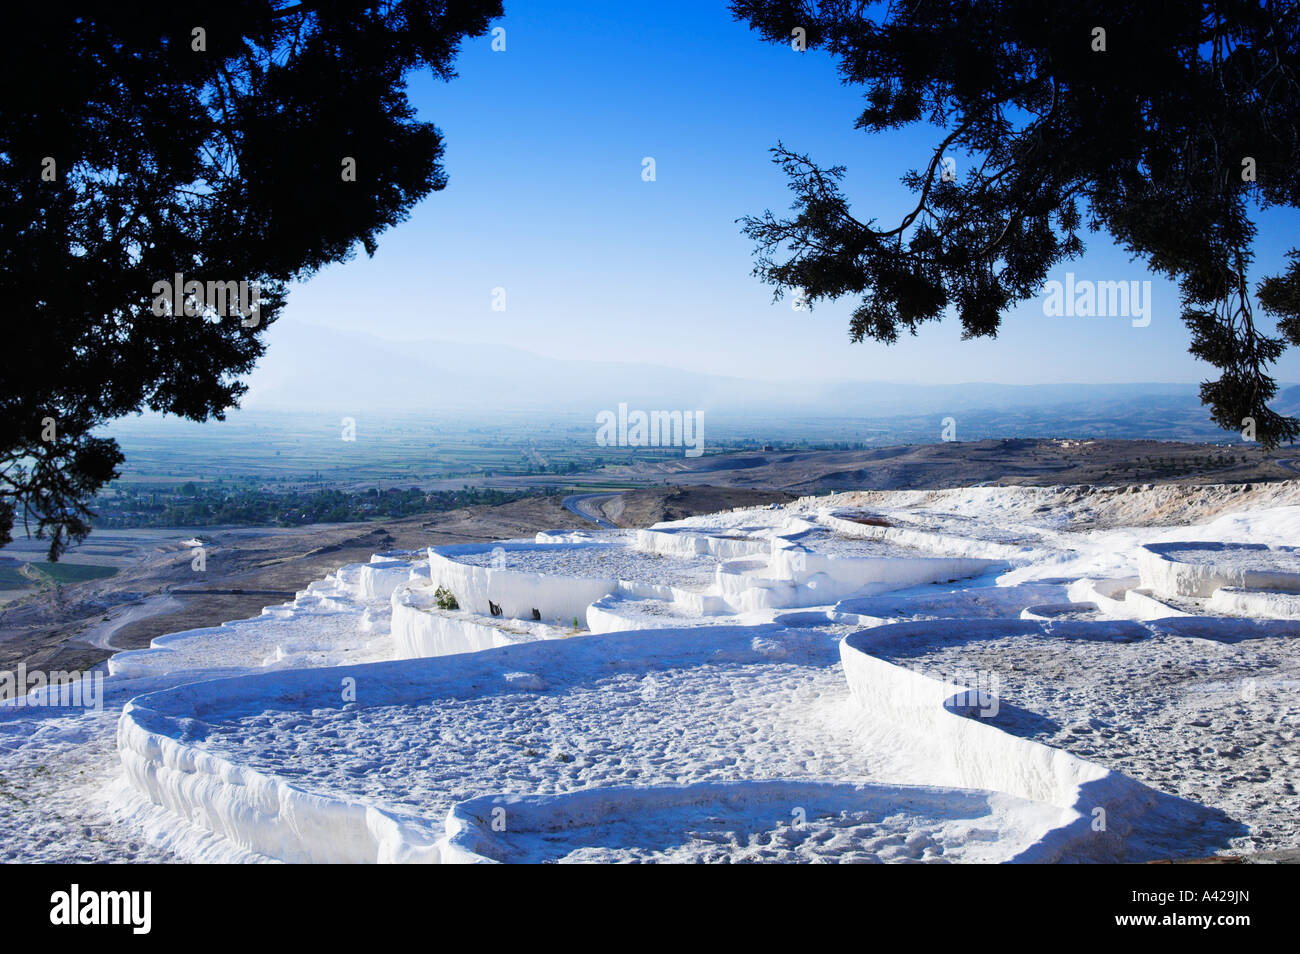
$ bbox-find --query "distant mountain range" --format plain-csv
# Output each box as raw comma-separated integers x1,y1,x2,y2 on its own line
236,319,1296,443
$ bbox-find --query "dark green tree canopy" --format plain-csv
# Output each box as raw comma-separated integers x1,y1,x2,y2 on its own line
0,0,500,558
733,0,1300,447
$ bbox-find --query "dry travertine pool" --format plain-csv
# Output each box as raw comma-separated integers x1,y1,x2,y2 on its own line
189,633,859,814
173,625,1064,862
871,622,1300,853
449,782,1060,864
446,543,720,588
1157,544,1300,575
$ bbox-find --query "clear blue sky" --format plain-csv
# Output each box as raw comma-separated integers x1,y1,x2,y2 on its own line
257,0,1300,390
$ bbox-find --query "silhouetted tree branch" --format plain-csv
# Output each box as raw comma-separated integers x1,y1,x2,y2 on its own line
0,0,501,558
734,0,1300,447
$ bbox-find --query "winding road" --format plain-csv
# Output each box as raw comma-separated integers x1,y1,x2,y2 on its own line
561,493,620,529
77,593,182,651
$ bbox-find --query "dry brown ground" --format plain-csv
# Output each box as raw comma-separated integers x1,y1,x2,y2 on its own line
0,487,791,680
0,495,588,679
607,438,1298,493
599,486,795,526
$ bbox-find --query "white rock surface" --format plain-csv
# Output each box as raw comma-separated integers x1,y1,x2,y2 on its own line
3,484,1297,863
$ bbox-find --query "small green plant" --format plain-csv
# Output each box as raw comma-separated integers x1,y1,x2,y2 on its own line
433,585,459,611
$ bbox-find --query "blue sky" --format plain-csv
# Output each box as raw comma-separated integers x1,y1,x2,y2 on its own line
256,0,1300,390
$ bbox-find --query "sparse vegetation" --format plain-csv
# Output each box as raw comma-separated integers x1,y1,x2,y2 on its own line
92,485,534,530
433,586,459,611
23,563,118,585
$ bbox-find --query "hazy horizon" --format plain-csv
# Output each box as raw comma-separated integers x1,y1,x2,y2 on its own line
250,0,1300,399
